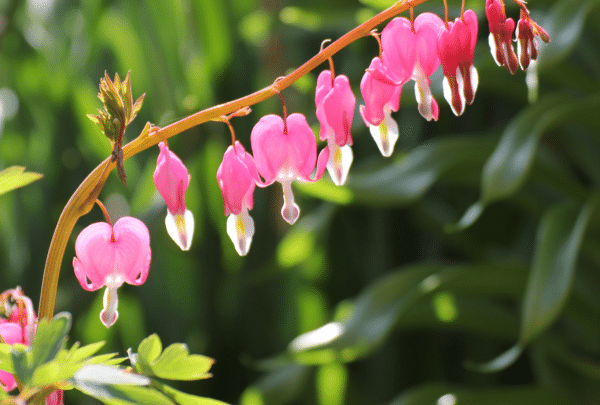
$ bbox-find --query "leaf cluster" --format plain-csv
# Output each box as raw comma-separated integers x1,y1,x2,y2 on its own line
0,314,226,405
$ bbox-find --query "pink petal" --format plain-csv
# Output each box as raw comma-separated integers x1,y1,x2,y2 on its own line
382,17,417,84
251,114,289,184
414,12,444,77
112,217,151,286
153,142,190,216
360,57,401,127
45,390,64,405
286,113,317,179
217,142,258,216
322,75,356,146
73,222,115,291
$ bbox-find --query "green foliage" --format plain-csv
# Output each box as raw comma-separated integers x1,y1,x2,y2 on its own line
0,166,43,196
132,334,214,380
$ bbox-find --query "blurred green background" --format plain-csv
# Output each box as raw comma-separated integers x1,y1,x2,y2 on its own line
1,0,600,403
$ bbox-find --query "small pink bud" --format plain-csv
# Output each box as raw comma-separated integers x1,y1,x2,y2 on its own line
217,141,260,255
153,142,194,251
251,113,329,225
315,70,356,185
72,217,151,328
516,16,549,70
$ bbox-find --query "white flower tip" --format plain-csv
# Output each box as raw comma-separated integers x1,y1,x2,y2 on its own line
100,287,119,328
226,211,255,256
166,210,195,251
369,115,399,157
327,143,353,186
282,202,300,225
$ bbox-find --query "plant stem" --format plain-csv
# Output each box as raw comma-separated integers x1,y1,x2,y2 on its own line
38,0,430,319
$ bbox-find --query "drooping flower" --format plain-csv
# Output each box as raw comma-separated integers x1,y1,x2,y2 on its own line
411,12,445,121
250,113,329,225
381,17,417,85
516,14,549,70
73,217,151,328
315,70,356,185
153,142,194,251
217,141,260,256
438,10,479,116
486,0,519,74
0,288,64,404
359,57,402,157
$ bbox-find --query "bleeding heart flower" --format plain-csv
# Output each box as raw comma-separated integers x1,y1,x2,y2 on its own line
315,70,356,185
153,142,195,251
516,15,549,70
486,0,519,74
359,57,402,157
251,113,329,225
72,217,151,328
217,141,260,256
411,12,445,121
438,10,479,116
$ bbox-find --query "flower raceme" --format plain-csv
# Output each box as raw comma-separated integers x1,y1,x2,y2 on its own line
217,141,260,256
251,113,329,225
315,70,356,185
0,288,64,404
153,142,195,251
73,217,151,328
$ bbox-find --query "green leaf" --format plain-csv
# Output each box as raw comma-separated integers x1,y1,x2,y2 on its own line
279,263,527,364
159,384,230,405
520,198,596,345
151,343,214,380
450,93,600,231
388,383,569,405
30,312,71,372
132,334,214,380
468,197,596,372
0,343,14,374
0,166,43,196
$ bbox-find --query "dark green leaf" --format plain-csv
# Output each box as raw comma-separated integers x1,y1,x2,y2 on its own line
388,383,569,405
30,312,72,373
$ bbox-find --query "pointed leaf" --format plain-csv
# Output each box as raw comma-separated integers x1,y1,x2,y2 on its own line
30,313,72,372
135,334,162,375
450,93,600,231
520,198,597,345
151,343,214,380
159,385,230,405
0,166,43,196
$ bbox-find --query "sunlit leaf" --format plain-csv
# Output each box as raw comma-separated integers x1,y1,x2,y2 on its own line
0,166,43,196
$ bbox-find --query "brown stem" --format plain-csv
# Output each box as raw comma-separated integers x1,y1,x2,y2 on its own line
38,0,431,319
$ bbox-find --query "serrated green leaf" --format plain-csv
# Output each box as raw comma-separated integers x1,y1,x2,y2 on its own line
0,166,43,196
30,313,71,375
10,344,31,386
152,343,214,380
69,341,106,363
135,334,162,375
